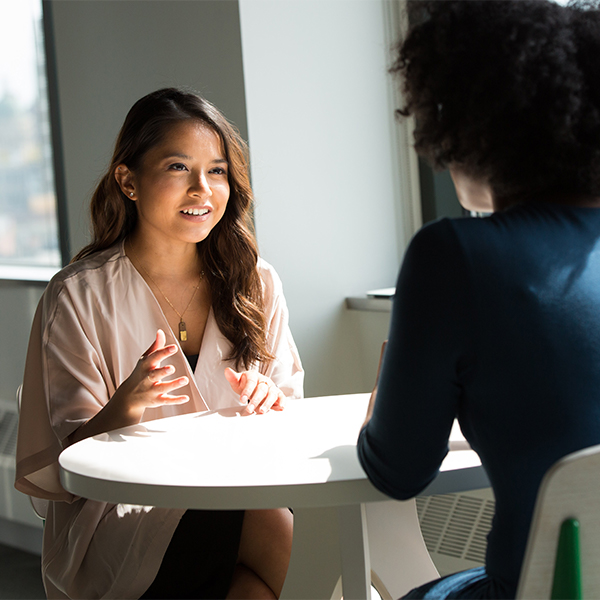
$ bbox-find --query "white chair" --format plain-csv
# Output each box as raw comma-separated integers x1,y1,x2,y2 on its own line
367,499,440,600
517,443,600,599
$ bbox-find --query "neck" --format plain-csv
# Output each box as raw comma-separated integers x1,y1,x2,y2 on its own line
126,234,202,279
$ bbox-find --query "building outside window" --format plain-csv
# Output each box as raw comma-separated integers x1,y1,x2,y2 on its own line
0,0,61,270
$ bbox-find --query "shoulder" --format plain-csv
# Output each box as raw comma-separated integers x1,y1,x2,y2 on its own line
43,244,128,312
409,217,459,250
396,217,485,303
409,214,497,248
413,205,560,266
48,244,124,288
257,257,285,301
406,213,513,268
404,217,469,270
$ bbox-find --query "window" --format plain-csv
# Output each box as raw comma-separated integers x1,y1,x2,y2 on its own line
0,0,62,275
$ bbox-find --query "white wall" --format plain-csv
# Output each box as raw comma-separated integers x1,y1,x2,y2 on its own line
239,0,411,396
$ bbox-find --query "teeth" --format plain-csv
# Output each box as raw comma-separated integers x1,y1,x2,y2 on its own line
182,208,209,216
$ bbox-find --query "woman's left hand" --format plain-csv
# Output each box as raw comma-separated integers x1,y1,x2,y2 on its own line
224,368,286,415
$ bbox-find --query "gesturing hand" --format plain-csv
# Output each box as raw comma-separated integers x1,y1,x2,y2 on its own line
70,330,191,444
114,329,190,418
224,368,285,415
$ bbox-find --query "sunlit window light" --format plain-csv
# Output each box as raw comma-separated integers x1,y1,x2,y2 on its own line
0,0,61,269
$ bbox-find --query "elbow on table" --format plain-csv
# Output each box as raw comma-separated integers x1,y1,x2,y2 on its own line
363,463,436,501
357,429,438,501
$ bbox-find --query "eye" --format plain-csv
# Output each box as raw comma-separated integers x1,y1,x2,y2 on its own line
209,167,227,176
168,162,188,172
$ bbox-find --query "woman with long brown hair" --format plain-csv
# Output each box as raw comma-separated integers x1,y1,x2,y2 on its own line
16,87,303,599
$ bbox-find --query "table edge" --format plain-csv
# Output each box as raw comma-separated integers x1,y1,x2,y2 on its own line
60,464,489,509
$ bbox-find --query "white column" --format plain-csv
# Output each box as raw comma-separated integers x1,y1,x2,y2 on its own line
239,0,419,396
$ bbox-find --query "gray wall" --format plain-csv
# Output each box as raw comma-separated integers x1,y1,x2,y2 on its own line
48,0,249,255
0,284,44,403
419,160,463,225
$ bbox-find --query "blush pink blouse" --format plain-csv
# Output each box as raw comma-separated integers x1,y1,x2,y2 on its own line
15,243,304,599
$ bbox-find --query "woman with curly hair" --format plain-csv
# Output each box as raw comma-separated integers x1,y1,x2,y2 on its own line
16,88,303,599
358,1,600,598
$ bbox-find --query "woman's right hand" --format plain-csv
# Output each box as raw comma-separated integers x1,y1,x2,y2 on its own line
69,330,189,444
113,329,190,418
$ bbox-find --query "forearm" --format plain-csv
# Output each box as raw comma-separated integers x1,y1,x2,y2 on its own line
362,341,387,429
362,386,378,430
68,386,144,445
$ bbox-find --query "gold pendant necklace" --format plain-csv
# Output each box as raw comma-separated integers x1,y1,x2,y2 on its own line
128,243,204,342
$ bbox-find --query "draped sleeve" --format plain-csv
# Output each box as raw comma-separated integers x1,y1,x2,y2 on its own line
15,292,72,502
15,272,117,502
257,258,304,398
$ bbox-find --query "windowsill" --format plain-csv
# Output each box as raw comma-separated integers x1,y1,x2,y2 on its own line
346,297,392,312
0,264,61,284
346,288,394,313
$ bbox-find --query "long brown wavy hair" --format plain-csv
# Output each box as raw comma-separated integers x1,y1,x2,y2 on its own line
73,88,273,370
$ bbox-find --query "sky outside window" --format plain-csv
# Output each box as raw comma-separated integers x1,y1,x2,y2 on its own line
0,0,60,268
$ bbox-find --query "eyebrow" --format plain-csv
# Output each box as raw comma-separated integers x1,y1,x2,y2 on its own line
163,152,228,164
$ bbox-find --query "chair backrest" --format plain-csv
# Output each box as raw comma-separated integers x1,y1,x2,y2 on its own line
15,385,48,521
517,443,600,599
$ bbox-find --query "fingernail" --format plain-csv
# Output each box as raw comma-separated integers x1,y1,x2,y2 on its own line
246,403,255,414
241,395,248,404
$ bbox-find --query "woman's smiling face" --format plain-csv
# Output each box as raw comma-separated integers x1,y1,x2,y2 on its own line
119,120,230,248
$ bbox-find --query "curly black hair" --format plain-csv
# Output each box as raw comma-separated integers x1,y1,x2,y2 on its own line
393,0,600,202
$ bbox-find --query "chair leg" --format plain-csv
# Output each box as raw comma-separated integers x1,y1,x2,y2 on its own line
366,499,440,600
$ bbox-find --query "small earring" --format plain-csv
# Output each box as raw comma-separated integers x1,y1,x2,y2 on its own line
129,192,134,197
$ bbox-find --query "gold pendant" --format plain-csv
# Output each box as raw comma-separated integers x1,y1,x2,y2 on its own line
179,320,188,342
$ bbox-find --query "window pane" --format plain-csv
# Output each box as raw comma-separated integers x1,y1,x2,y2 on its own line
0,0,60,268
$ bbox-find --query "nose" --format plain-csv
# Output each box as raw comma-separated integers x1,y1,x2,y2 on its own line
189,171,212,198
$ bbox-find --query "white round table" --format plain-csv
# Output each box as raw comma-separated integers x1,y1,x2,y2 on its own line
59,393,488,600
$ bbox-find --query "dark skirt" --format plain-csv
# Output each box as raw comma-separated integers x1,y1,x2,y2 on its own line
141,509,245,599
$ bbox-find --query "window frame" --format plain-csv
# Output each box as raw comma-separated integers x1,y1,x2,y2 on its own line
0,0,70,283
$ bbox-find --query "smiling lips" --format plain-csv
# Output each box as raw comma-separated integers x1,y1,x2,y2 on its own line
181,207,209,216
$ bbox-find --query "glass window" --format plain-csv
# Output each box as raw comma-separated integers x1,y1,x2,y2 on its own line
0,0,61,269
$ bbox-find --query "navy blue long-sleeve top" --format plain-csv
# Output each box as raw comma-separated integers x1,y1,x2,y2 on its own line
358,202,600,598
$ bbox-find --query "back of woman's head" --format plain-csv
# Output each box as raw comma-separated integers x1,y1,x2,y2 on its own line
74,87,253,261
394,0,600,201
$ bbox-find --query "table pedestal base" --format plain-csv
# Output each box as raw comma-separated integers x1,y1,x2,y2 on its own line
339,504,372,600
281,506,343,600
281,500,440,600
